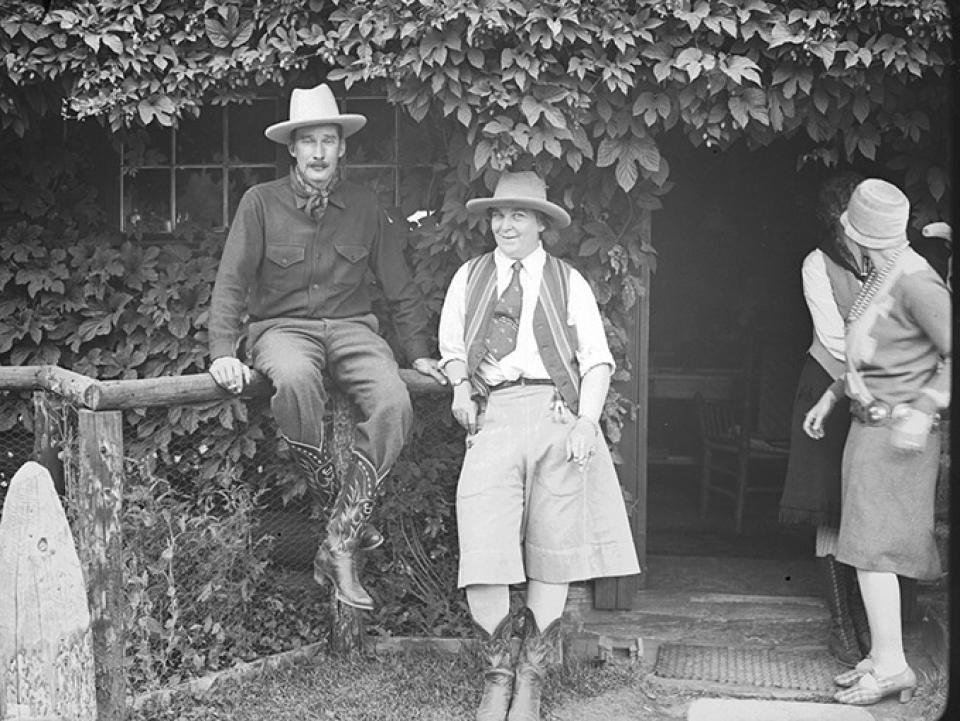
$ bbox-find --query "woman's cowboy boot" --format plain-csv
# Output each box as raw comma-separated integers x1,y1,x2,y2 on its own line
313,450,380,610
508,609,562,721
474,613,517,721
285,436,383,551
818,555,862,667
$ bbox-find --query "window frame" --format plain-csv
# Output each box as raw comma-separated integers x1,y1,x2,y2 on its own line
118,90,426,235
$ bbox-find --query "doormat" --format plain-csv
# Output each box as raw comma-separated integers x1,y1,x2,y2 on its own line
653,644,838,693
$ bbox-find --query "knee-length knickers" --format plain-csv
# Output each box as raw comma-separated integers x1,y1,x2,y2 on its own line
456,385,640,587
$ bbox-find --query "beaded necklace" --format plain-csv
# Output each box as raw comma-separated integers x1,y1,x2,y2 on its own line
847,245,907,323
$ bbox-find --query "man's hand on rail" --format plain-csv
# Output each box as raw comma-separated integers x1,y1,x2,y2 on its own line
411,357,448,385
209,356,252,395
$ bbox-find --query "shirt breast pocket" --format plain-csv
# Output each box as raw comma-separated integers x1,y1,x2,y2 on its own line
262,244,306,289
332,243,371,287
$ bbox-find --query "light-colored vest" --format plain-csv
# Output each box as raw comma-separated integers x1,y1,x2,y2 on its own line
464,252,581,413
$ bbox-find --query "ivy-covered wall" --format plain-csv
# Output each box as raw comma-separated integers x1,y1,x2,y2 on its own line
2,0,952,390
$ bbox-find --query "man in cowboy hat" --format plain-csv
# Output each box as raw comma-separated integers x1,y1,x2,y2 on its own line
438,171,639,721
208,83,445,611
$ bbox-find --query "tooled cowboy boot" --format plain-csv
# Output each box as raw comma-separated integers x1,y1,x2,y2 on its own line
818,555,862,667
285,435,383,551
474,612,517,721
508,608,563,721
313,450,380,610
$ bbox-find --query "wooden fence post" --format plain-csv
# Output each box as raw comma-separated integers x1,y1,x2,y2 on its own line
74,409,126,721
0,462,97,721
32,391,65,496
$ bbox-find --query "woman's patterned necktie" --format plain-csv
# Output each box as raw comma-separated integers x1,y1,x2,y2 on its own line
485,260,524,360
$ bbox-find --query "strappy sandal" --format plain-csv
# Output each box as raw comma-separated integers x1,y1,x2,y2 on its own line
834,665,917,706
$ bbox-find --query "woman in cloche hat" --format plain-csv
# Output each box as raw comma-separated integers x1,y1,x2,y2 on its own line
804,178,951,706
437,171,640,721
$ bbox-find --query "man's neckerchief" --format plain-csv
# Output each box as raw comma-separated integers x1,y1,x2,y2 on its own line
290,166,340,222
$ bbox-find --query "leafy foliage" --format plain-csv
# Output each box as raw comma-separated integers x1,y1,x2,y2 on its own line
1,0,952,428
119,474,329,691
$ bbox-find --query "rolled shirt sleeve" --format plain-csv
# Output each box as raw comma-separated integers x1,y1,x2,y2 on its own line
567,268,615,376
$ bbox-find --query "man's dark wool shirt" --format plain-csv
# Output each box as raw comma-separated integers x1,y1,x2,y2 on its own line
209,177,431,362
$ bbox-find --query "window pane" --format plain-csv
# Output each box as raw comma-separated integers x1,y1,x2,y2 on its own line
124,169,172,232
343,98,395,164
176,169,224,228
398,110,444,166
228,167,278,221
177,107,223,164
398,166,439,220
122,126,171,167
344,166,396,209
229,99,278,163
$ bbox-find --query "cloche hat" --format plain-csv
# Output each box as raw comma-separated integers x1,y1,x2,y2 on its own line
839,178,910,250
465,171,571,228
265,83,366,144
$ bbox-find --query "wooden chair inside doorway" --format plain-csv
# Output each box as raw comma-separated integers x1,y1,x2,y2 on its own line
695,336,791,534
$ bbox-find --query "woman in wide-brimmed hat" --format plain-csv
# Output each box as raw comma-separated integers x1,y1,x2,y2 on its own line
438,171,639,721
804,178,951,706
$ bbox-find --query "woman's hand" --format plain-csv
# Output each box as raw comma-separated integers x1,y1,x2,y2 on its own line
567,416,599,468
803,391,837,439
451,383,480,435
890,405,933,452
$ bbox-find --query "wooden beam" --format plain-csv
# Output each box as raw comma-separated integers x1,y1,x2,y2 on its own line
40,366,101,408
75,410,126,721
0,366,450,411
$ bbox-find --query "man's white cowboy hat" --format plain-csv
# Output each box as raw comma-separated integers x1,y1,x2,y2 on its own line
840,178,910,250
264,83,366,144
465,171,572,228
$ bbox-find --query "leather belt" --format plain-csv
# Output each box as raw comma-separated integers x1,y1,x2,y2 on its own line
850,400,940,429
489,377,554,393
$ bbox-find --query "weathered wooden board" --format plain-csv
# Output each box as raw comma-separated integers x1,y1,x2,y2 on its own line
0,461,97,720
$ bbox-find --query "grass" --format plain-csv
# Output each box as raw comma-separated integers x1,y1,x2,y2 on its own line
130,645,647,721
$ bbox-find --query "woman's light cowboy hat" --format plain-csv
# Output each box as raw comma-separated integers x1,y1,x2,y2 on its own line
265,83,366,144
465,171,572,228
840,178,910,250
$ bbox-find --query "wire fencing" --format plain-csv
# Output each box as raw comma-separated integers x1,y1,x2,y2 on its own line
0,389,466,695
